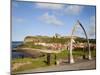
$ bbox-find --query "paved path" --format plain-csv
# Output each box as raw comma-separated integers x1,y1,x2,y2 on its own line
17,59,96,74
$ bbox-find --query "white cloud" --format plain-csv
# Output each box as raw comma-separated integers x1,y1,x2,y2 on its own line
39,12,64,26
90,16,95,24
65,5,84,15
16,18,24,23
88,16,96,37
35,3,84,16
35,3,64,10
13,17,25,23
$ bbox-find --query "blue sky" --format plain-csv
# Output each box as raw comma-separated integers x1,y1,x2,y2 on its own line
12,0,96,41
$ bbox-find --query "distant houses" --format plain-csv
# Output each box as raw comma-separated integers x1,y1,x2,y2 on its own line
23,36,96,50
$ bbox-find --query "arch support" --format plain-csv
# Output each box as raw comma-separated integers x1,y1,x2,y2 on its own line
69,38,75,63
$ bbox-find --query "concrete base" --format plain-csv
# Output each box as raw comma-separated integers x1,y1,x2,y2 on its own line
88,55,92,60
69,58,75,64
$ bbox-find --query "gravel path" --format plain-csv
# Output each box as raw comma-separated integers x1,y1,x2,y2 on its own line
16,58,96,74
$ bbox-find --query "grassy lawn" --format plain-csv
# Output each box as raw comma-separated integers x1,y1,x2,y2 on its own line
12,50,68,73
12,49,96,73
12,57,47,73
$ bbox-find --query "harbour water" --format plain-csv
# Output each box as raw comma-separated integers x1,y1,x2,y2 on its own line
12,41,30,59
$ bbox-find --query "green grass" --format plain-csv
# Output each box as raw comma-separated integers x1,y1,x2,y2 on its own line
57,50,68,59
12,49,96,73
12,50,68,73
12,58,33,64
91,50,96,57
12,57,47,73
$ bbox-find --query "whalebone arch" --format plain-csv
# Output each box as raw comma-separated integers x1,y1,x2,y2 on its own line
69,20,92,63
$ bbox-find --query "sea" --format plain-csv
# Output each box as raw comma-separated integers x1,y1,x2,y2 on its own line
12,41,30,59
